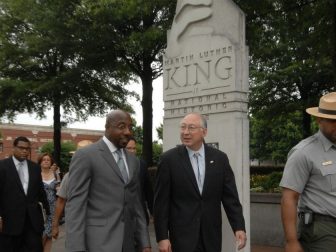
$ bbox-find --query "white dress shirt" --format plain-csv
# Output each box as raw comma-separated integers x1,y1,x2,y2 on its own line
102,136,129,177
186,144,205,193
13,156,29,194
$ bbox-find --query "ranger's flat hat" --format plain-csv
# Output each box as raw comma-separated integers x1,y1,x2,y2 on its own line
306,92,336,119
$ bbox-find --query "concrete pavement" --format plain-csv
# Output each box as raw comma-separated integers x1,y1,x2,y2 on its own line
51,224,283,252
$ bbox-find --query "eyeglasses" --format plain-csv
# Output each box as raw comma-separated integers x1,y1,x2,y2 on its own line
180,124,204,133
15,146,31,151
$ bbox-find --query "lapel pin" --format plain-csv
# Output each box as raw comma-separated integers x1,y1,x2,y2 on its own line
322,161,333,166
210,160,214,164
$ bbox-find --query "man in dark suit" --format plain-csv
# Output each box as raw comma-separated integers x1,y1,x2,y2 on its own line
66,110,151,252
154,113,246,252
0,136,49,252
126,137,154,225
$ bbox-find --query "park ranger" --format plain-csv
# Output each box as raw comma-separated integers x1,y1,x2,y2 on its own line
280,92,336,252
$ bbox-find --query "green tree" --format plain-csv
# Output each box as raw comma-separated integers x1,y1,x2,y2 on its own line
152,141,162,166
235,0,335,138
156,123,163,141
131,117,144,146
233,0,336,162
81,0,176,165
250,112,303,163
39,141,76,173
0,0,132,165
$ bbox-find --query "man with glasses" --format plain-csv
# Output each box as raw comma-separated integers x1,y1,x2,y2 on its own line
154,112,246,252
66,110,151,252
0,136,49,252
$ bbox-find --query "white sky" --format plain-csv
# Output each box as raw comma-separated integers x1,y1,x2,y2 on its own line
10,77,164,140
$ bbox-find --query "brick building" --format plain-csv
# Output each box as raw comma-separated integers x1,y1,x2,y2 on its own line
0,123,104,162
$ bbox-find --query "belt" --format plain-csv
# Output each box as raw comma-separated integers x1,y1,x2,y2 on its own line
314,213,336,223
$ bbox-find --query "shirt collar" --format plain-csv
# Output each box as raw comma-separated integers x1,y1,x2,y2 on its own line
317,130,336,151
102,136,118,153
186,143,205,159
12,156,27,166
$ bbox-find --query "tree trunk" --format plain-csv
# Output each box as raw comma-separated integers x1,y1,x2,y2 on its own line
302,109,311,138
53,102,62,167
141,74,153,166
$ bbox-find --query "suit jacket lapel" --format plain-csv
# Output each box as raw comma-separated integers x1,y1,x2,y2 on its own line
178,146,201,196
98,139,125,183
202,145,215,195
27,161,35,197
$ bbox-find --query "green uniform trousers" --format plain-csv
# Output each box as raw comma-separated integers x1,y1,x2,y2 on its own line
299,216,336,252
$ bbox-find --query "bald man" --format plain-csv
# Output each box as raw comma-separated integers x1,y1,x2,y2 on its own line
66,110,151,252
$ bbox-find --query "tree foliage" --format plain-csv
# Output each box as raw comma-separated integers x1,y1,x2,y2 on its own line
156,123,163,141
250,112,303,163
79,0,176,165
234,0,336,161
0,0,133,165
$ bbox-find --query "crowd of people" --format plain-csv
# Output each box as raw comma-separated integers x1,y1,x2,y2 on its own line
0,91,335,252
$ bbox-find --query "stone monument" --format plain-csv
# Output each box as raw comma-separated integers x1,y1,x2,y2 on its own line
162,0,250,251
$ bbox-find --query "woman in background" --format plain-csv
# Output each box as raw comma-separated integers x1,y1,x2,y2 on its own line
39,153,60,252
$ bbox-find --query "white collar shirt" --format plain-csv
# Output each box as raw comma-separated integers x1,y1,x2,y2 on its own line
13,156,29,194
186,144,205,193
102,136,129,177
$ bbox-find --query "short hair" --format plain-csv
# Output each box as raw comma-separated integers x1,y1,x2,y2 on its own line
128,136,137,144
200,115,207,129
105,110,129,129
13,136,30,147
38,153,54,165
182,113,208,128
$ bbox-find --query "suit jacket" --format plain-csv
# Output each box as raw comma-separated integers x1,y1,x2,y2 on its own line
65,139,150,252
139,159,154,225
0,157,49,235
154,145,245,252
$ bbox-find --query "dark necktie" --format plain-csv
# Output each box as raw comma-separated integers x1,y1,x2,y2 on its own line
116,149,128,183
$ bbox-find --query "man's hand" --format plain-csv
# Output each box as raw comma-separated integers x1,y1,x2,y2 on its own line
158,239,172,252
0,216,3,233
142,247,151,252
285,240,304,252
235,230,247,250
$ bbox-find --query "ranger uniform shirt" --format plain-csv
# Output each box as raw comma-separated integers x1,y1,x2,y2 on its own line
280,130,336,217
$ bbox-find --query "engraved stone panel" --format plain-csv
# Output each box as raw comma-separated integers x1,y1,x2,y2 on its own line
162,1,250,251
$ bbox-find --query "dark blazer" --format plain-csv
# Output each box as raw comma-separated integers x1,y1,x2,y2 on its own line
139,159,154,225
154,145,245,252
0,157,49,235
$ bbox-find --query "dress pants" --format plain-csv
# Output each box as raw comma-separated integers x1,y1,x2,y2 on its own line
0,214,43,252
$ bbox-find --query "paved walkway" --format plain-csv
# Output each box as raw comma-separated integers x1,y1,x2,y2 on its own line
51,224,283,252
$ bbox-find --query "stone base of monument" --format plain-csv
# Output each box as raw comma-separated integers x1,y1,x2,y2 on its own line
250,193,285,247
